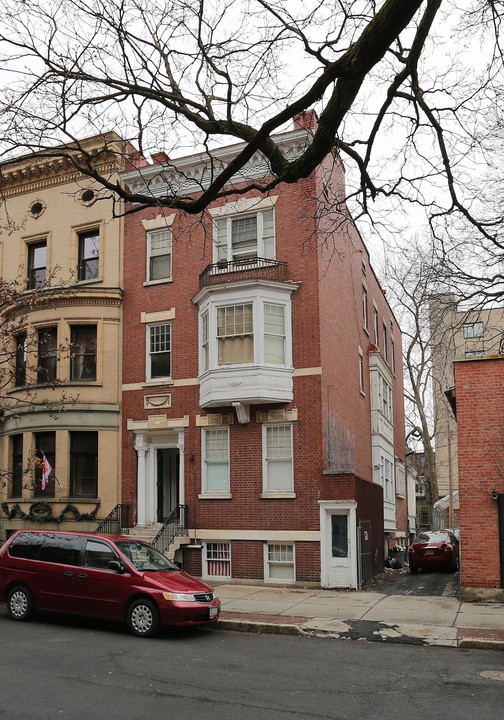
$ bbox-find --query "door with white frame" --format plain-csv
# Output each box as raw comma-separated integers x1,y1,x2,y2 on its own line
319,501,357,589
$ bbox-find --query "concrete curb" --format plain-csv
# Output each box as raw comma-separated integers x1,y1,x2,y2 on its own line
217,613,504,649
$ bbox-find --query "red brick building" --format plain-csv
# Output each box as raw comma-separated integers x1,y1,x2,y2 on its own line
454,355,504,601
120,114,407,588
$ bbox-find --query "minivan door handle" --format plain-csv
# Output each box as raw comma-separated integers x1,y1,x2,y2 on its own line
78,573,88,580
63,571,73,578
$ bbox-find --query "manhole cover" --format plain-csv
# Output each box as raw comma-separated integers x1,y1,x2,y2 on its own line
478,671,504,682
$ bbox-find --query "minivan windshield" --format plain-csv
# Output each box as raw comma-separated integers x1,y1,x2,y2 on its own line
115,540,179,572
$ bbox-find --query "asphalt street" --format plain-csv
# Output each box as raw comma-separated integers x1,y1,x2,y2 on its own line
370,566,460,597
1,607,503,720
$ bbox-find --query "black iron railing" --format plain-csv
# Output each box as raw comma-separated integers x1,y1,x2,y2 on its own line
199,257,288,288
152,504,188,554
95,504,130,535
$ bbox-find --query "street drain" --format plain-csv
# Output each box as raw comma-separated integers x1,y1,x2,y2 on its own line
478,671,504,682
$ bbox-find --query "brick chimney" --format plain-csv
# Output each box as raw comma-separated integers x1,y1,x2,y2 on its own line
293,109,318,131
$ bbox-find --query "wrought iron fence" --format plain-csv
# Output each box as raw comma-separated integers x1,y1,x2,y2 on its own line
199,257,288,288
152,504,188,554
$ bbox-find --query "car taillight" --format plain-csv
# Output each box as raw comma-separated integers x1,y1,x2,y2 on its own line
443,544,451,552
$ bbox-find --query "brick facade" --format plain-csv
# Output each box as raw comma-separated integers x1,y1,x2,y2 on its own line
454,355,504,599
121,117,406,587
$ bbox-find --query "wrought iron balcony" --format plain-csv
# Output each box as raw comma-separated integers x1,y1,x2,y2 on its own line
199,257,288,288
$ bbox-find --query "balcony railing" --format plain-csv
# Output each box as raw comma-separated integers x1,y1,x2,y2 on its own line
199,257,288,288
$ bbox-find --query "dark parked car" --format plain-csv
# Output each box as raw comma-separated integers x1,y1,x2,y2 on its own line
408,530,459,574
0,530,220,637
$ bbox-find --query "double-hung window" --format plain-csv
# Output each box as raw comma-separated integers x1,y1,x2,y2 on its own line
378,372,393,422
70,431,98,497
217,304,253,365
380,456,394,502
37,327,57,383
78,230,99,281
147,228,172,282
264,304,285,364
265,544,295,583
147,323,171,380
70,325,97,381
14,332,27,386
205,542,231,579
202,428,230,494
27,241,47,289
263,424,293,492
463,321,484,339
214,208,275,262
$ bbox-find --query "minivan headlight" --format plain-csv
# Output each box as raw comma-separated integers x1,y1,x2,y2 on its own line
163,591,195,602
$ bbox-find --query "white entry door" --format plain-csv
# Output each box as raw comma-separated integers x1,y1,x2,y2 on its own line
319,502,357,588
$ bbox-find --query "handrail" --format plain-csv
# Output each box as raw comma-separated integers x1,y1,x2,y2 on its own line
152,504,188,554
95,504,130,535
199,257,288,288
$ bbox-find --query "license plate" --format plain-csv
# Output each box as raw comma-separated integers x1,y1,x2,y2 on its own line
424,550,435,555
209,606,218,619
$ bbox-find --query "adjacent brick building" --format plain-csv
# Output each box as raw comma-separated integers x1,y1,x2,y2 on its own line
120,114,407,588
454,354,504,601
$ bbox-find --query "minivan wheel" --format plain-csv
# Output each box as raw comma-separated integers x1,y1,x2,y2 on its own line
7,586,34,621
127,598,160,637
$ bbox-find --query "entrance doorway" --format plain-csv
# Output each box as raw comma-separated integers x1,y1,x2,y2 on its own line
156,448,179,522
319,501,357,588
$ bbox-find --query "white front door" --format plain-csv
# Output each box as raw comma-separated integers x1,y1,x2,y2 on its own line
319,502,357,588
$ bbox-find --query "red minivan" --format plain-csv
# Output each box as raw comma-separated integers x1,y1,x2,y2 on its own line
0,530,220,637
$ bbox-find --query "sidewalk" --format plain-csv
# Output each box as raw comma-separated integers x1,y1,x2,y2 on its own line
214,584,504,649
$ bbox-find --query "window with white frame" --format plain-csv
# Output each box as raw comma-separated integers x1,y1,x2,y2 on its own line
263,424,293,492
264,304,285,364
359,348,364,393
147,323,171,380
383,322,388,360
463,321,484,339
202,427,230,493
380,456,394,502
265,543,295,583
147,228,172,282
362,285,368,331
373,306,379,345
201,311,209,372
396,462,406,497
217,304,253,365
214,208,275,262
205,542,231,578
378,372,393,421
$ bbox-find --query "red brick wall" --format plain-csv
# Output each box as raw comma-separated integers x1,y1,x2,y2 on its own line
454,356,504,589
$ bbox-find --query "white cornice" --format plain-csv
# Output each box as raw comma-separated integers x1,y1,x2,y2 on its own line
121,128,313,197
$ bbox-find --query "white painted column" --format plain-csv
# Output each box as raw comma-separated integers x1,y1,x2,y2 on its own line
177,431,185,506
134,433,150,526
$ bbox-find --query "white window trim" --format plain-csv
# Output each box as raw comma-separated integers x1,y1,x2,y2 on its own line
145,226,173,284
146,322,171,383
203,541,232,581
263,542,296,584
358,346,365,395
198,285,293,375
262,423,294,494
201,427,230,495
212,209,276,263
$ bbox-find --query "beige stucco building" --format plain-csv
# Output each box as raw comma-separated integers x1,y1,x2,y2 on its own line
0,135,124,540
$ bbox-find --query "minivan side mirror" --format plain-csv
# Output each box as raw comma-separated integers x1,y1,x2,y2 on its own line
108,559,125,573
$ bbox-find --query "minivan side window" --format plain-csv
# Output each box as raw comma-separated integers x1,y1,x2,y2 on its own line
83,539,117,570
38,534,82,565
9,532,43,559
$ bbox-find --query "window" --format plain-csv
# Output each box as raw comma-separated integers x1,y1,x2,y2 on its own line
362,285,368,331
359,349,364,393
378,372,393,421
390,334,395,373
205,542,231,579
264,304,285,364
465,350,484,357
202,428,230,493
463,321,484,339
38,534,82,565
11,434,23,497
148,323,171,380
147,228,172,281
373,306,379,345
265,544,295,583
217,304,253,365
35,432,55,497
201,311,209,372
37,327,57,383
78,230,99,281
420,510,429,526
331,515,348,558
27,241,47,289
70,431,98,497
263,424,293,492
380,456,394,502
70,325,97,381
396,463,406,497
14,332,27,386
383,322,388,360
214,208,275,262
83,539,116,569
